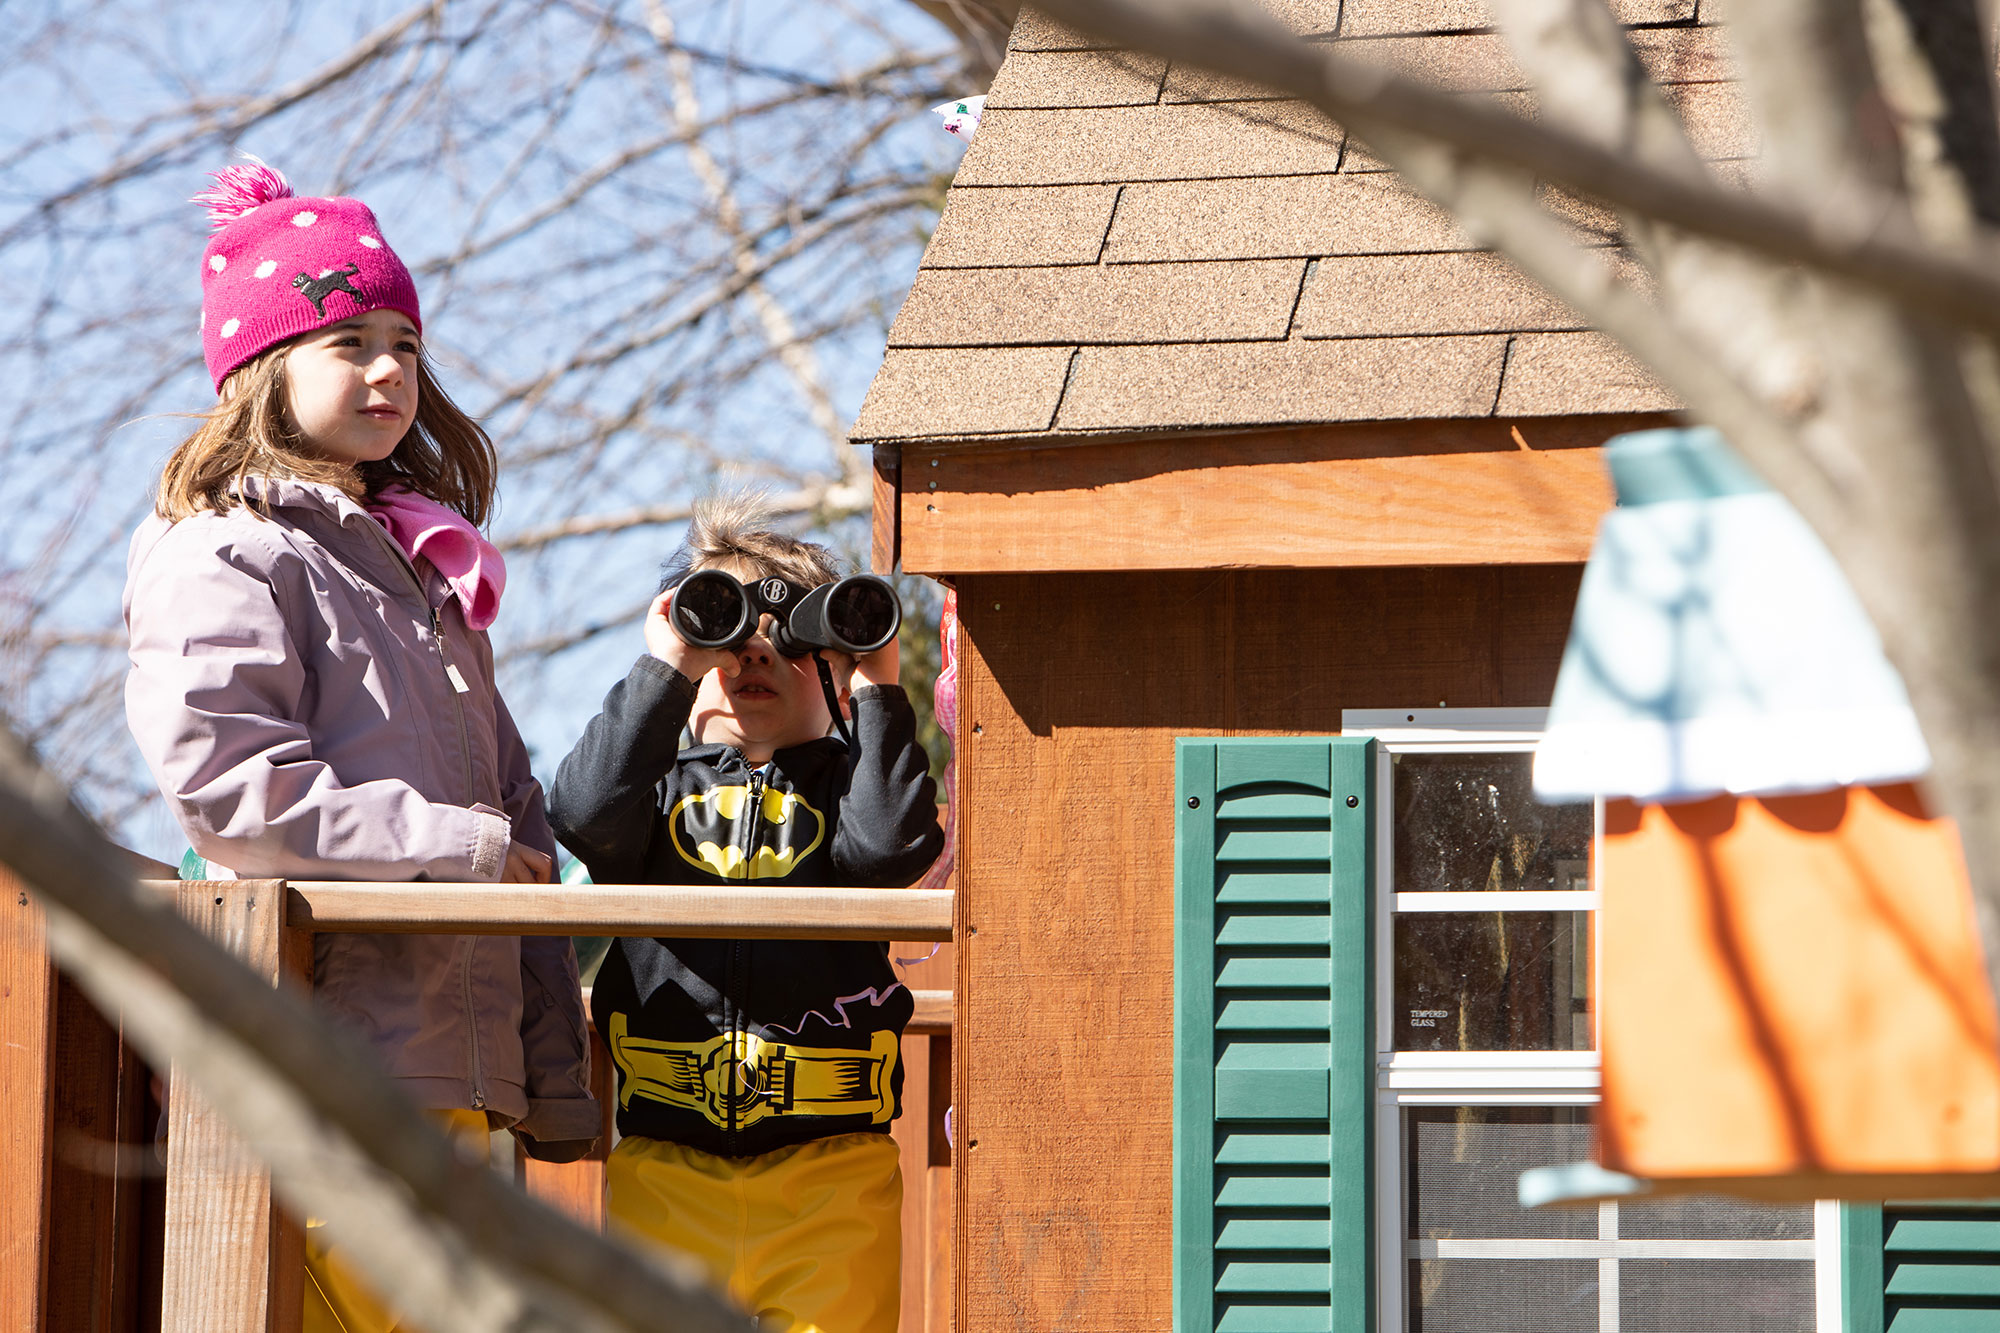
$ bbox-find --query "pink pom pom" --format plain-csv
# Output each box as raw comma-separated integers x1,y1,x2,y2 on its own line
191,158,293,230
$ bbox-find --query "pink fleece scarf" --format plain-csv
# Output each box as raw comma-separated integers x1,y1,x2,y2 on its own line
366,486,506,630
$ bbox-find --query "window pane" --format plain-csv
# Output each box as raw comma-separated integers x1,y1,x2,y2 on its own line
1620,1259,1814,1333
1415,1257,1599,1333
1393,752,1592,894
1407,1107,1597,1333
1408,1107,1596,1242
1395,912,1590,1051
1619,1195,1813,1242
1403,1108,1818,1333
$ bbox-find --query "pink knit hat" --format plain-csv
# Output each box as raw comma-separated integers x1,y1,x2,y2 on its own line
193,160,422,391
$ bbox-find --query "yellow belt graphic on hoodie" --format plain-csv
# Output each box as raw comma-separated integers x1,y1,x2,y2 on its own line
607,1014,897,1129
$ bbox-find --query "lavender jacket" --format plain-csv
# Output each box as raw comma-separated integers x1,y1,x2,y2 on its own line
123,478,598,1152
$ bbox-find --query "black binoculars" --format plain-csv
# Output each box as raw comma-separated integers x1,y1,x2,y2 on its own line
669,569,902,658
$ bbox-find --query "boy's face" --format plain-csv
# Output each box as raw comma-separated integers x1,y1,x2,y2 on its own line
687,560,838,762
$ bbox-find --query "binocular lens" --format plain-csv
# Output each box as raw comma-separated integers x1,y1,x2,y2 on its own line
827,579,898,652
670,568,901,656
671,570,748,647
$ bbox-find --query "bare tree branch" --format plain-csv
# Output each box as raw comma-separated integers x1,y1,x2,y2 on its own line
0,1,444,249
645,0,869,492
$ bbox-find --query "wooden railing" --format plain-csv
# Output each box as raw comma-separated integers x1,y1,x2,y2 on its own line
281,880,953,939
9,878,954,1333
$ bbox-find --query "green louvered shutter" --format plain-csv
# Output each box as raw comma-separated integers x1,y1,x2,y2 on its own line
1176,737,1374,1333
1844,1202,2000,1332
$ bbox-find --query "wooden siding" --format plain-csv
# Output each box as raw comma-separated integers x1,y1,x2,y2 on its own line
893,415,1668,575
952,564,1580,1331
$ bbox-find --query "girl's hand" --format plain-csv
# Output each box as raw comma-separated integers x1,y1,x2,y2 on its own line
643,588,743,682
502,842,554,884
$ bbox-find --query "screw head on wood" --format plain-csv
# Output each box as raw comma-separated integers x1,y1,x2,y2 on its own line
1187,796,1200,808
1346,795,1359,808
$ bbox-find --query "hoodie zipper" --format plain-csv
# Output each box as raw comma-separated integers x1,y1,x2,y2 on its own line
727,762,772,1154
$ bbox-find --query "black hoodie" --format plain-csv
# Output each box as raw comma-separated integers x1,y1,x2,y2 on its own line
548,654,943,1156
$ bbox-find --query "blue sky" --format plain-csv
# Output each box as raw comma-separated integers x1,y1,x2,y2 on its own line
0,0,976,857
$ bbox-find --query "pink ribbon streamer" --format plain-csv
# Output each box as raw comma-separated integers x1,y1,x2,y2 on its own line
764,985,906,1039
917,587,958,891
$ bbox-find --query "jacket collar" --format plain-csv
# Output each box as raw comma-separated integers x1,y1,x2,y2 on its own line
234,474,372,524
234,475,430,592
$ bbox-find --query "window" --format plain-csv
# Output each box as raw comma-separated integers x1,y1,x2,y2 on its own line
1348,711,1836,1333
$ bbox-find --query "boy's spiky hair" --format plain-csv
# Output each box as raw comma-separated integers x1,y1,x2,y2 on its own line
658,494,844,594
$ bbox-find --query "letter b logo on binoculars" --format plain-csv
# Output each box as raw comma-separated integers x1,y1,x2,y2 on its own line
671,569,901,658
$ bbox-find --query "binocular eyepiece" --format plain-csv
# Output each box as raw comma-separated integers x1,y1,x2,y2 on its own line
669,569,902,658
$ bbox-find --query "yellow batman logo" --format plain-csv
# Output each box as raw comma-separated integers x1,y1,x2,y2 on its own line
668,784,826,880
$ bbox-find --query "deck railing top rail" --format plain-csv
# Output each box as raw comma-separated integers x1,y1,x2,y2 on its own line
143,879,955,940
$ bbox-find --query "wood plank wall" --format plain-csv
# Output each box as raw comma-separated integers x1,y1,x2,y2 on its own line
951,565,1582,1331
2,877,54,1333
890,942,954,1333
894,415,1667,578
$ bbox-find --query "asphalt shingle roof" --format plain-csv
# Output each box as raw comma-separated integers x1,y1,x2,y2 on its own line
852,1,1722,446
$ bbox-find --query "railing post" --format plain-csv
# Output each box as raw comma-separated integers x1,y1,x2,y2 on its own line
1,870,54,1333
161,881,309,1333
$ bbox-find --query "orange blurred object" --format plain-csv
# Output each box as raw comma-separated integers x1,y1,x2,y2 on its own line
1599,783,2000,1197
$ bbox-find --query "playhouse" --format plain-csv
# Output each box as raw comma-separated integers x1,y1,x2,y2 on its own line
12,2,2000,1331
852,3,2000,1331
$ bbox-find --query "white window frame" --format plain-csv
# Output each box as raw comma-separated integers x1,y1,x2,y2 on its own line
1343,709,1841,1333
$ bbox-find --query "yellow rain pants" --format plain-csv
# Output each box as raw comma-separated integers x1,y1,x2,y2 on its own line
302,1108,492,1333
606,1131,902,1333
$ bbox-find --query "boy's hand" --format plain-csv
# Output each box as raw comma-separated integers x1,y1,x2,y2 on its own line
822,635,901,696
643,588,743,682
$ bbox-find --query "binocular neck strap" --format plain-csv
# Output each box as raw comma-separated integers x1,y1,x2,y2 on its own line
814,654,855,751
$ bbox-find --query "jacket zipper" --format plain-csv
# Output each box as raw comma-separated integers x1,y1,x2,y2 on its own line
358,514,476,802
431,601,476,801
357,508,484,1109
462,942,484,1110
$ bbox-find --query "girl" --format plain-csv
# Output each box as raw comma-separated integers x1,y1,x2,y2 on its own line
123,162,597,1331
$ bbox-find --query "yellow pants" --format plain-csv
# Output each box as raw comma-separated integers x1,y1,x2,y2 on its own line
607,1132,902,1333
302,1108,491,1333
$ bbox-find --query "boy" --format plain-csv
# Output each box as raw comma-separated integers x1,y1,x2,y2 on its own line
548,497,943,1333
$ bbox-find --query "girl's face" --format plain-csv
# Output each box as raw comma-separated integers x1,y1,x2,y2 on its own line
281,308,420,468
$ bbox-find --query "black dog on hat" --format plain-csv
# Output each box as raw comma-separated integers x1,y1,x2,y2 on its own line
293,262,364,318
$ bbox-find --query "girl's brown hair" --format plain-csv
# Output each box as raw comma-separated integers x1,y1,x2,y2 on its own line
156,343,497,525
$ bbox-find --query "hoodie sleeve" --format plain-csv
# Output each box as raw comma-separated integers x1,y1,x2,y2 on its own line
546,654,697,880
489,676,599,1152
124,519,510,882
830,683,944,887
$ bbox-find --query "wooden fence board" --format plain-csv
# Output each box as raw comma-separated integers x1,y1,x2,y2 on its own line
46,975,145,1332
1,875,53,1333
161,881,303,1333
